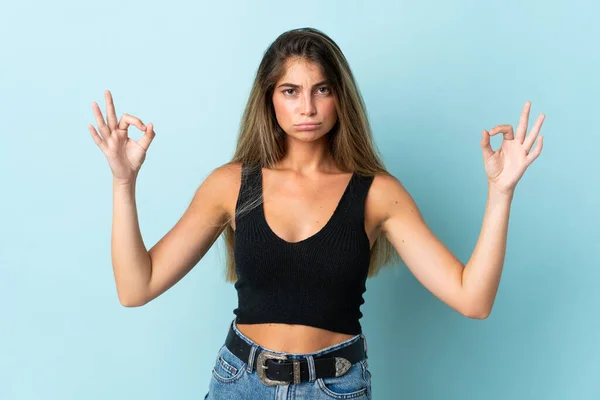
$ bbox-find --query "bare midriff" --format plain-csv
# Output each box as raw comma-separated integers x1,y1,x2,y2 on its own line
236,323,356,354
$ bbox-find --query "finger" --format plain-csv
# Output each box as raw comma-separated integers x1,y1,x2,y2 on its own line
118,113,146,131
105,90,118,130
91,102,110,137
481,130,494,159
516,101,531,144
523,114,545,152
88,124,107,151
137,123,156,151
526,136,543,166
488,124,515,140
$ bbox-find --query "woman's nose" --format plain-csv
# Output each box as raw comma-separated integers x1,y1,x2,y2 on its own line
301,94,316,115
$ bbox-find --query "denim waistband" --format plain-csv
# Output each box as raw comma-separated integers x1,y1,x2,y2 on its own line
229,318,368,362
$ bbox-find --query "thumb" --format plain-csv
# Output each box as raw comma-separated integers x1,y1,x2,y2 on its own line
481,130,494,159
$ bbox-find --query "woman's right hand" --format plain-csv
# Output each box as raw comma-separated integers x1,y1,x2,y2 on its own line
89,90,156,185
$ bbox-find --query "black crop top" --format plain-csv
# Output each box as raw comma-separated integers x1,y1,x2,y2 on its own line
232,163,374,335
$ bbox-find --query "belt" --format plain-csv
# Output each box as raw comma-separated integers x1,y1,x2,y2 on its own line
225,322,367,386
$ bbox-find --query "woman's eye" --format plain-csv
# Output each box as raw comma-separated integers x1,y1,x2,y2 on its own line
283,87,330,95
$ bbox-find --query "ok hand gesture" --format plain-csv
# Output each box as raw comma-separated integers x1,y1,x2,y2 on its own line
481,101,545,195
89,90,156,185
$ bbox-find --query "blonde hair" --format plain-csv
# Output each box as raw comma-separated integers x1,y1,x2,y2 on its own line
220,27,400,282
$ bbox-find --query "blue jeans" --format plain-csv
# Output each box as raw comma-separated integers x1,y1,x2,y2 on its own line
204,318,372,399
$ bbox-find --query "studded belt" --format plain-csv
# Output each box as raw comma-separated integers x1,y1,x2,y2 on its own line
224,322,367,386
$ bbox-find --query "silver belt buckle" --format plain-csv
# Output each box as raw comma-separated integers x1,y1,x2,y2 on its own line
256,351,299,386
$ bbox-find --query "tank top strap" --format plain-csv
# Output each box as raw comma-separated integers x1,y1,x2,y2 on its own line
343,172,375,220
235,162,262,217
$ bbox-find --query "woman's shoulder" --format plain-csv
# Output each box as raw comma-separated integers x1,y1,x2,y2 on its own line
364,171,414,225
203,161,245,221
206,161,245,194
211,160,244,176
368,170,404,189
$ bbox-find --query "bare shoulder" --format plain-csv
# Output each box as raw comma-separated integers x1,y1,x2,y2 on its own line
366,172,417,233
204,160,242,191
201,161,243,228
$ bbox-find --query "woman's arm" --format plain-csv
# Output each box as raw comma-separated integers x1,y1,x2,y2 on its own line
376,175,513,319
89,91,237,308
111,179,153,307
461,187,513,318
373,175,511,319
374,174,476,318
112,163,236,307
376,102,544,319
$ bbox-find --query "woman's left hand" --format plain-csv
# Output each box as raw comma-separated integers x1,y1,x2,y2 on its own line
481,101,545,196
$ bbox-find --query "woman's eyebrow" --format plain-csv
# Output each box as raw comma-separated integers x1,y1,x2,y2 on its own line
276,80,330,89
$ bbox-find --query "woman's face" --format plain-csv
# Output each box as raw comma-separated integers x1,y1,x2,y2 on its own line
272,58,338,141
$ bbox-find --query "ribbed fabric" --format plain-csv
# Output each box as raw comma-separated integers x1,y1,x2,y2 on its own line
232,163,374,335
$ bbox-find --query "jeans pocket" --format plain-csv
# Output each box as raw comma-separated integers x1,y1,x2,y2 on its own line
211,345,246,384
316,361,369,399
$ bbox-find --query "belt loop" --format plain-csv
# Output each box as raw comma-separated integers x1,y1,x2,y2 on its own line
306,355,316,382
361,333,368,358
247,345,258,373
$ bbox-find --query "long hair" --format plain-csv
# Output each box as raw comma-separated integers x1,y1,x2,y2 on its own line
219,27,400,282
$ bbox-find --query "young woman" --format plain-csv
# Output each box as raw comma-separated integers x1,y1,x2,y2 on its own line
88,27,544,399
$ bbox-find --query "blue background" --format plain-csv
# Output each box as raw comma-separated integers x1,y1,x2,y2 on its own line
1,0,598,399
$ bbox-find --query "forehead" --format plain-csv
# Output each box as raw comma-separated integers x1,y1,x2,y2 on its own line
278,58,325,82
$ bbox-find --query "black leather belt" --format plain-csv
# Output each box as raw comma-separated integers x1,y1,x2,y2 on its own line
225,322,367,386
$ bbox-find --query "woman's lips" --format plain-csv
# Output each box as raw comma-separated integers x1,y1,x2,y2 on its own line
294,123,321,131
